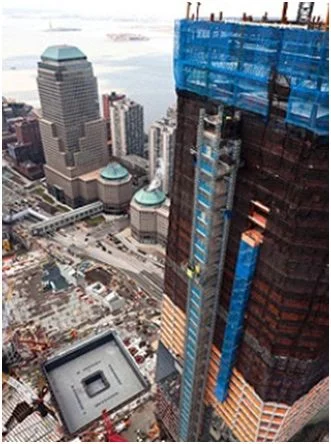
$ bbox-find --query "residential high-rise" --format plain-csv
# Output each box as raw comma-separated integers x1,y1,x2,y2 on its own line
149,116,176,195
166,105,177,122
156,17,328,443
14,117,45,164
15,117,41,147
37,45,109,207
110,97,144,158
102,91,126,141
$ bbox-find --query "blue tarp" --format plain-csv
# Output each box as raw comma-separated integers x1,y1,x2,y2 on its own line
174,20,329,135
215,238,260,402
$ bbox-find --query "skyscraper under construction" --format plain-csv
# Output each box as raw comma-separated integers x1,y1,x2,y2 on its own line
156,7,328,443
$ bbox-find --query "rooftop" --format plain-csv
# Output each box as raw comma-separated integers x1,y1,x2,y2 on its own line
175,19,329,135
100,162,129,181
134,187,166,207
2,383,61,442
41,45,87,62
121,155,149,171
42,262,69,292
110,98,141,109
151,117,176,130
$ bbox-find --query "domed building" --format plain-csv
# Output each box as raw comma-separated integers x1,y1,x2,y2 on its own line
78,161,132,214
97,163,132,213
130,187,170,246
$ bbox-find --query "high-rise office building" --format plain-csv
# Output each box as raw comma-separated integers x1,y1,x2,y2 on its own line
149,116,176,195
110,97,144,158
156,16,328,443
37,45,109,207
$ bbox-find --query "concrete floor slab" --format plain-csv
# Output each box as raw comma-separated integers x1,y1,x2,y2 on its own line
43,331,149,434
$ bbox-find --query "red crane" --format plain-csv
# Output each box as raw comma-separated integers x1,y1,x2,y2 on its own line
102,410,128,442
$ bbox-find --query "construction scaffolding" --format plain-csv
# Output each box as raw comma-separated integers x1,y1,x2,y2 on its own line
158,12,329,443
174,20,328,134
178,107,241,441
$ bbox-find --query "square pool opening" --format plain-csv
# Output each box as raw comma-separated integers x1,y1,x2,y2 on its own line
82,371,110,398
43,331,149,434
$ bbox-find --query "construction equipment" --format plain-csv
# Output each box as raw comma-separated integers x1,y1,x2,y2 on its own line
114,418,131,434
186,2,192,19
70,328,78,340
179,107,242,441
2,374,58,436
148,422,160,441
281,2,288,23
102,409,128,442
13,326,53,355
15,338,50,353
3,238,12,252
2,373,37,404
296,2,314,24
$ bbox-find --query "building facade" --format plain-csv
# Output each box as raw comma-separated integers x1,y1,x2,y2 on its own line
149,116,176,195
15,117,42,149
156,19,328,442
110,97,144,158
102,91,126,141
130,187,169,246
6,117,45,179
37,45,109,207
2,106,8,134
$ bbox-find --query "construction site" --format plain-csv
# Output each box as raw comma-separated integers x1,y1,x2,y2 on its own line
2,2,329,443
156,2,329,443
2,160,166,441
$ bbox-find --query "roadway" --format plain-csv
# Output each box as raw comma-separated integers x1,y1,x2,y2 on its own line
52,232,164,300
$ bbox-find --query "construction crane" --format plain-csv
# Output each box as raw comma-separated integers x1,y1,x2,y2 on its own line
15,337,50,353
13,324,53,355
3,373,37,403
79,412,130,442
102,409,128,442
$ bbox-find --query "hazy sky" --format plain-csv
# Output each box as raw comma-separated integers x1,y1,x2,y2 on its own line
3,0,328,21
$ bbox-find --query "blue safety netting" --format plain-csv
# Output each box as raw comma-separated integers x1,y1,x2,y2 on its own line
174,20,329,135
215,238,260,402
279,29,329,134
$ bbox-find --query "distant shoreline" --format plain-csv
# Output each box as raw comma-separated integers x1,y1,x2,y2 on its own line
106,33,149,42
44,27,82,32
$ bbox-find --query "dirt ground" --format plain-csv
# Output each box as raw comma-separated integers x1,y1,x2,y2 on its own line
122,400,156,442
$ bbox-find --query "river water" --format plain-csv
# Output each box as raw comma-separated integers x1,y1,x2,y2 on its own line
2,14,176,129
